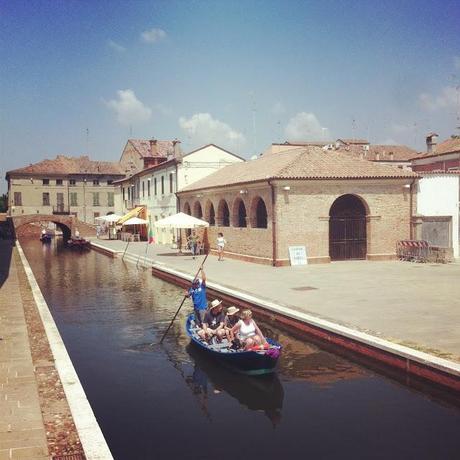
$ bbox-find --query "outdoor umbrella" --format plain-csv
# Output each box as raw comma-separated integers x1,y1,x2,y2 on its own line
95,214,123,239
121,216,149,258
154,212,209,253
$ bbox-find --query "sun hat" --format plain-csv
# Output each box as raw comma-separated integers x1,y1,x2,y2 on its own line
226,306,240,316
210,299,223,310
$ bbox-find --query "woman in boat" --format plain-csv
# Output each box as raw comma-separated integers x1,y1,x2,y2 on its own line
231,309,267,350
224,306,240,344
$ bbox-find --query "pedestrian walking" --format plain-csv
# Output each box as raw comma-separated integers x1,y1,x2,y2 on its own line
217,232,226,261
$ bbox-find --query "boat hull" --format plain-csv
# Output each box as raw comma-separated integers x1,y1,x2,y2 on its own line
186,314,281,376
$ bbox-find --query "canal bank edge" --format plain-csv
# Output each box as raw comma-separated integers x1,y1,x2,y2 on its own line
90,242,460,393
16,241,114,460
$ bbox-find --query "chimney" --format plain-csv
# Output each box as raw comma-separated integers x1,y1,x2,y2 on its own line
389,152,394,161
173,139,182,159
426,133,438,153
149,138,158,156
375,153,380,161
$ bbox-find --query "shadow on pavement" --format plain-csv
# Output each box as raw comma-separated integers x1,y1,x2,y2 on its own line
0,239,14,288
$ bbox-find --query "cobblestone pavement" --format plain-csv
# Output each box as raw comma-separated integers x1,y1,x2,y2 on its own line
92,238,460,362
0,240,85,460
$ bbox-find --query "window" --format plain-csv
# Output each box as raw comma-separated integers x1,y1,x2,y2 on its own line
14,192,22,206
161,176,165,195
128,187,131,200
154,178,157,196
148,180,151,197
70,179,76,186
56,179,63,185
93,212,100,223
169,173,174,193
70,192,78,206
93,192,100,206
122,187,125,201
107,192,114,207
218,200,230,227
42,179,49,185
107,180,113,185
237,200,247,227
42,193,50,206
93,179,99,186
142,181,145,198
209,204,215,225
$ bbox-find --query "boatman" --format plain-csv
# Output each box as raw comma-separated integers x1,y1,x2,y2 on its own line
186,268,207,327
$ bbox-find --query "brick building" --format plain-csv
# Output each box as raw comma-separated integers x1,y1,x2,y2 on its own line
178,147,417,265
411,134,460,172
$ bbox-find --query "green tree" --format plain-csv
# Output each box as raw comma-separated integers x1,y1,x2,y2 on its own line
0,194,8,212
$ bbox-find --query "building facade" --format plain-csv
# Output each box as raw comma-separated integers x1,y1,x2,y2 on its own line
6,155,124,224
178,147,418,265
411,135,460,173
115,144,244,244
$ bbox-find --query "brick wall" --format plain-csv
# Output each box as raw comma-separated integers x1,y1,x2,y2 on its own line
179,178,413,264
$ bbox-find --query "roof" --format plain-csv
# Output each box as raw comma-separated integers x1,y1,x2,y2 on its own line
127,139,178,158
113,158,177,184
336,144,417,161
179,146,417,193
182,143,246,161
414,137,460,159
6,155,125,177
337,138,369,145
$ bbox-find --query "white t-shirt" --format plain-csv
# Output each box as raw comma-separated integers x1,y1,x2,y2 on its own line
238,319,256,339
217,236,226,248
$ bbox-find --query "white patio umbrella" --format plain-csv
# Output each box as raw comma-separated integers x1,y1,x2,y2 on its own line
95,214,122,223
154,212,209,229
121,216,149,258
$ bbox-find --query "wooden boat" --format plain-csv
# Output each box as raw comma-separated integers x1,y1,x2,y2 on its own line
185,314,282,376
40,233,52,243
67,237,90,249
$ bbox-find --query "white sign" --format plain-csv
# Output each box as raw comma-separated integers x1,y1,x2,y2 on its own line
288,246,308,266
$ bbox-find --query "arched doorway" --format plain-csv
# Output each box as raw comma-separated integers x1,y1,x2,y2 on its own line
329,194,367,260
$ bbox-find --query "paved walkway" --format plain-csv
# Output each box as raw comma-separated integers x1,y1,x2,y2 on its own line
0,241,49,459
92,238,460,361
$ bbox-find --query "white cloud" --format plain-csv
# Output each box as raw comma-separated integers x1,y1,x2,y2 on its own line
106,89,152,125
107,40,126,52
285,112,329,140
179,113,245,149
454,56,460,70
141,28,166,44
419,86,458,111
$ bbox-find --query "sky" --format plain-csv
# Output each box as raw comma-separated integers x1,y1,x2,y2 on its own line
1,0,460,192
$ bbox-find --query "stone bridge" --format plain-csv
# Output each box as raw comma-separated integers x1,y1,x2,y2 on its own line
10,214,96,240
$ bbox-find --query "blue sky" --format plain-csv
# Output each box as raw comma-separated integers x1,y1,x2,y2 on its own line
1,0,460,192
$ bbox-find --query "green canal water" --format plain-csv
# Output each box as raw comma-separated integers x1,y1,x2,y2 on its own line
21,238,460,460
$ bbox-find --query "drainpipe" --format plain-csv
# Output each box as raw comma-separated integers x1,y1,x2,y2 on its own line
268,180,277,266
409,178,416,239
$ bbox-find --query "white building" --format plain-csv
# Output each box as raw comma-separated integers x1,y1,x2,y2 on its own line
415,172,460,258
115,144,244,244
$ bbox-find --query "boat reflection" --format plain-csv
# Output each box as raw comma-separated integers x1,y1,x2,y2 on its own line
185,344,284,427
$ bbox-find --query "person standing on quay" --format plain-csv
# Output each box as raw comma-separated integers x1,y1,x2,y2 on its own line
217,232,226,261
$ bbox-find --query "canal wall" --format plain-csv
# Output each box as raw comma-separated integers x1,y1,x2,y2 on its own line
90,241,460,393
16,241,114,460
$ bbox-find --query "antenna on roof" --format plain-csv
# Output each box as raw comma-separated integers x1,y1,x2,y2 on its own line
250,91,257,156
129,125,133,137
85,128,89,155
351,117,357,141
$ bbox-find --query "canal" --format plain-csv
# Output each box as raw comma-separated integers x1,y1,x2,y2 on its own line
21,239,460,460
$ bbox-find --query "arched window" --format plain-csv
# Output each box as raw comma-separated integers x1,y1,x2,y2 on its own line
255,198,268,228
209,204,215,225
218,200,230,227
193,201,203,219
237,200,247,227
183,202,191,215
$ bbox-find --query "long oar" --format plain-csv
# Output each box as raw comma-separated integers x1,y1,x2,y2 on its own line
158,252,209,345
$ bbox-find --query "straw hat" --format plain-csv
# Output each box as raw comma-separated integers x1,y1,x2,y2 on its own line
210,299,222,310
226,306,240,316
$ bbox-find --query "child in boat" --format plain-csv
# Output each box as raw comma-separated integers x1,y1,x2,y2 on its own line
224,306,240,344
231,309,267,350
198,299,226,343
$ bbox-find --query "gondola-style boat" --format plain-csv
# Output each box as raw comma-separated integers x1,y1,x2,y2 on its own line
186,313,281,375
40,233,52,243
67,237,90,249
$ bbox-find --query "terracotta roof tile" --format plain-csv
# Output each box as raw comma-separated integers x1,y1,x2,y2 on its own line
7,155,125,176
336,144,417,161
179,147,416,192
415,138,460,158
128,139,177,158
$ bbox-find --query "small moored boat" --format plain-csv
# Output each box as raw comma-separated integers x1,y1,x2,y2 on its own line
40,233,52,243
186,313,281,376
67,237,90,249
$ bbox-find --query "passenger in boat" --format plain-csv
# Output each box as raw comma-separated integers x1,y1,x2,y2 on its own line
186,268,207,327
231,309,267,350
224,306,240,344
75,228,80,239
198,299,226,342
